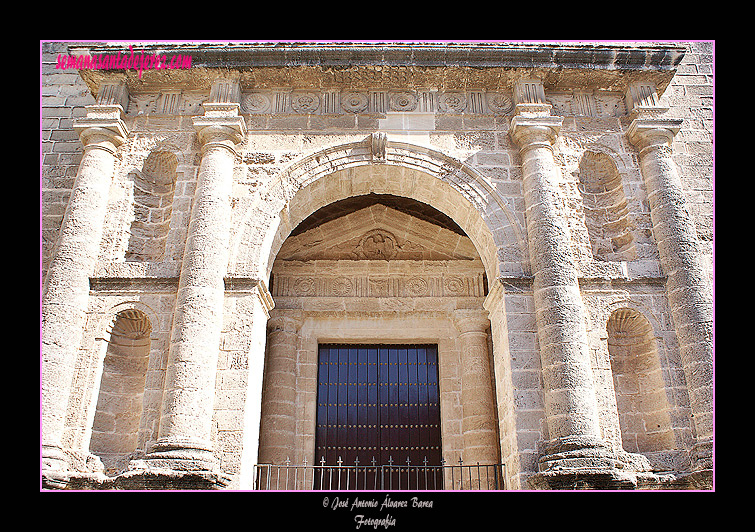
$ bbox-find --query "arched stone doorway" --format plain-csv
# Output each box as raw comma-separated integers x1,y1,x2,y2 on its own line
231,139,522,489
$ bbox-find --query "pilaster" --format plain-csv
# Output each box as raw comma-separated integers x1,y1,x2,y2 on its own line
41,95,128,488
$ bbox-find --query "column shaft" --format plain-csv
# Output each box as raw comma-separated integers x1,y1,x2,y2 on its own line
41,110,126,477
147,111,245,470
258,313,300,465
510,117,604,449
455,311,499,466
628,120,714,469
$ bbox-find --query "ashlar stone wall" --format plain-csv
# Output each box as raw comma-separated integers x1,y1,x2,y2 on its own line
40,41,714,490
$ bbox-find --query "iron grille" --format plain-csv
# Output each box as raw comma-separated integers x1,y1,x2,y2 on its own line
253,457,506,490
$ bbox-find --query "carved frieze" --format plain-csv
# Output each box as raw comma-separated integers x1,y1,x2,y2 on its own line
121,86,628,118
271,270,487,298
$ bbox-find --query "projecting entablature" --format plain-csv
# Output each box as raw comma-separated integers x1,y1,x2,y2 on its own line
74,42,685,107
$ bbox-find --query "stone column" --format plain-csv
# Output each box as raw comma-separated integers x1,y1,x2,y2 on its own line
627,102,714,473
41,102,127,485
509,80,629,484
257,311,301,466
453,310,499,466
137,85,246,477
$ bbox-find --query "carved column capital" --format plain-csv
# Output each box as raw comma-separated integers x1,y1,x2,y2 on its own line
73,105,128,154
192,113,246,156
267,309,304,332
626,118,682,155
453,308,490,335
193,76,246,156
509,115,563,153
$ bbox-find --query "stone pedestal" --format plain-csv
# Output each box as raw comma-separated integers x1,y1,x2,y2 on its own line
41,104,127,487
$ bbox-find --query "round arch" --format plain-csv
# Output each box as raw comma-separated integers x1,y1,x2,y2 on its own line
228,137,529,284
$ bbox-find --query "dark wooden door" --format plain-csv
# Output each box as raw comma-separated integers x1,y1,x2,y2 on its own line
316,345,443,489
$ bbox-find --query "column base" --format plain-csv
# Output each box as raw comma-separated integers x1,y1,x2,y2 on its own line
64,468,232,490
41,445,71,489
528,435,651,490
59,440,231,490
528,436,713,490
41,445,108,490
40,442,231,490
689,437,713,471
128,438,223,474
123,438,232,489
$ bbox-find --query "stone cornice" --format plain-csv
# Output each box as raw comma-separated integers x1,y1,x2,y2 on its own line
75,42,685,96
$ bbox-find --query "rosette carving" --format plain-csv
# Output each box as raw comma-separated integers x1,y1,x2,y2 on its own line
439,92,467,113
444,276,465,294
331,277,353,296
293,277,316,295
487,93,513,114
291,92,320,113
241,92,271,113
406,277,429,297
389,91,417,111
341,91,368,113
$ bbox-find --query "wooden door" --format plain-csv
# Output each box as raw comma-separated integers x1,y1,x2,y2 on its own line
316,344,443,489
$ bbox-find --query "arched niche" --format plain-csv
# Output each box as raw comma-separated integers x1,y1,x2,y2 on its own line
126,150,178,262
577,151,636,262
89,309,152,474
606,308,675,455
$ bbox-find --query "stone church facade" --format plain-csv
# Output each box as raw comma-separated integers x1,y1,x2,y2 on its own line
40,41,714,490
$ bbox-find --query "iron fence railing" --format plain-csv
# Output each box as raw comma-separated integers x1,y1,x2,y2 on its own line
253,457,506,491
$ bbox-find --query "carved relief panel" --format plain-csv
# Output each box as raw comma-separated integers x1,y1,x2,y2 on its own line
271,200,487,300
